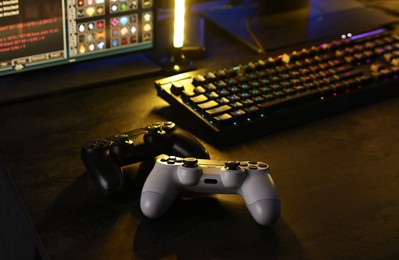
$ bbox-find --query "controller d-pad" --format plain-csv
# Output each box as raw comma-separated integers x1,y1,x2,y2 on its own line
160,156,183,164
167,156,177,164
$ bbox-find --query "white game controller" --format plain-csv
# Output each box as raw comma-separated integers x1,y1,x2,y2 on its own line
140,155,280,226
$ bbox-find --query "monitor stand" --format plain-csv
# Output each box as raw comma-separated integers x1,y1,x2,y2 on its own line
0,54,161,105
200,0,398,53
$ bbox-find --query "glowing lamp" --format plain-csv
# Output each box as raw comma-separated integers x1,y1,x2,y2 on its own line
173,0,185,48
162,0,195,74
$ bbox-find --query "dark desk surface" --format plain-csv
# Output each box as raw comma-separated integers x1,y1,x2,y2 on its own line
1,7,399,260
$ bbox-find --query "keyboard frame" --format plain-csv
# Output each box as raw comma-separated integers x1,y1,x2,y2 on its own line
155,24,399,146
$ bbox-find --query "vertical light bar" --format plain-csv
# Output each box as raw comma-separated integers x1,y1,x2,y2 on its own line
173,0,185,48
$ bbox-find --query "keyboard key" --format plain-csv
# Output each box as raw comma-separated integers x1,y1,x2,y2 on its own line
259,89,319,113
217,89,230,96
193,74,206,86
181,89,195,103
197,100,219,112
244,106,262,118
190,94,208,104
204,83,217,91
335,70,363,80
171,82,185,95
217,97,230,104
230,109,247,122
231,101,243,108
194,86,206,94
206,91,219,99
212,113,233,128
204,105,232,119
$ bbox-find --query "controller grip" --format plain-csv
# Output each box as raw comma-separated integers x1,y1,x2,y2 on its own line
140,163,181,218
140,191,174,218
81,149,124,196
247,199,280,226
240,172,280,226
169,129,210,159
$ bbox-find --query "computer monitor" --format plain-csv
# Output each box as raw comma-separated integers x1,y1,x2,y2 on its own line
199,0,397,53
1,0,157,76
0,0,160,104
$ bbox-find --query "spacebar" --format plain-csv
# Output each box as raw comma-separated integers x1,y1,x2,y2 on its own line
258,90,320,113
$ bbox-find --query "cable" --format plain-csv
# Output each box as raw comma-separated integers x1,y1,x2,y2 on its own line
246,2,266,54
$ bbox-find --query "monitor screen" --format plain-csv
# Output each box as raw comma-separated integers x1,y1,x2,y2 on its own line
0,0,155,76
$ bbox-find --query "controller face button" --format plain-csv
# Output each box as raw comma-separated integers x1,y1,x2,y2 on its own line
249,165,258,170
183,157,198,168
248,161,258,165
258,163,268,168
240,162,248,167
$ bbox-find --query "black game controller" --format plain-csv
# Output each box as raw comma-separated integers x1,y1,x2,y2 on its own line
81,122,210,196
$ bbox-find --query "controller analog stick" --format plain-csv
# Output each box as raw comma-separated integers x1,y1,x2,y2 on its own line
178,158,201,186
144,125,166,144
110,135,134,159
183,157,198,168
225,160,240,170
147,124,162,134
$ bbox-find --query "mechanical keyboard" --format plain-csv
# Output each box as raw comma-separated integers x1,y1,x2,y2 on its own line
155,25,399,146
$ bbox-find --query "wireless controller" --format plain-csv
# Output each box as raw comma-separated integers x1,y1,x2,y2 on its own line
81,122,210,196
141,155,280,226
